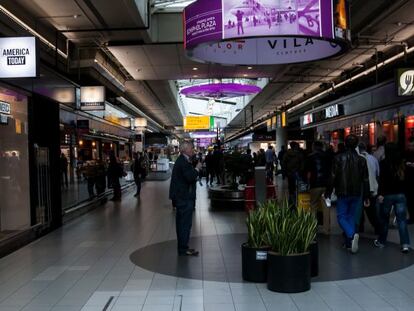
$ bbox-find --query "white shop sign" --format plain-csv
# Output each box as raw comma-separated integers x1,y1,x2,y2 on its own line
0,37,37,78
325,104,340,119
80,86,105,111
0,101,11,115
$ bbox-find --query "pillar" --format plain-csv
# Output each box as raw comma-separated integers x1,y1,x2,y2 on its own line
276,128,287,153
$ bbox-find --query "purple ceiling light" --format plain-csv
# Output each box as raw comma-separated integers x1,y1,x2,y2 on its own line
180,83,262,98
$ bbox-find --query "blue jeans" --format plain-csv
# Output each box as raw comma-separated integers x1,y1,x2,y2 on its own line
336,196,360,244
378,194,410,246
175,199,195,254
353,196,363,226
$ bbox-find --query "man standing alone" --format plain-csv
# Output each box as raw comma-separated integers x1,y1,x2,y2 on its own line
169,142,202,256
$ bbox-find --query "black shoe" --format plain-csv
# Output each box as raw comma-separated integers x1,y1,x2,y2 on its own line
179,249,199,256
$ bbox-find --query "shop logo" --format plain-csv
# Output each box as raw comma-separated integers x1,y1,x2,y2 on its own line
3,48,30,65
398,69,414,96
0,37,37,78
0,101,11,114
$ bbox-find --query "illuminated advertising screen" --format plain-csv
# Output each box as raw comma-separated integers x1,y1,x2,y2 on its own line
184,0,350,65
222,0,332,40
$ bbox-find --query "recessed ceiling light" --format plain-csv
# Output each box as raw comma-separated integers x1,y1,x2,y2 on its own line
73,14,80,19
193,75,198,78
247,66,253,70
94,58,98,63
243,74,248,77
192,67,198,71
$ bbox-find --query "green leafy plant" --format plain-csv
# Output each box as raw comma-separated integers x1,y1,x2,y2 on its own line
246,205,268,248
263,199,317,256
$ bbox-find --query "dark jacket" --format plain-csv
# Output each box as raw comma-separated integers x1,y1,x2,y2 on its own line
378,159,405,196
205,153,214,170
169,154,199,202
305,151,330,189
131,157,145,180
108,161,124,186
282,149,305,175
328,150,370,199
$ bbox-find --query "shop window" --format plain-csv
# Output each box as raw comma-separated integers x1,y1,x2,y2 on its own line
0,86,30,240
405,116,414,149
382,120,397,143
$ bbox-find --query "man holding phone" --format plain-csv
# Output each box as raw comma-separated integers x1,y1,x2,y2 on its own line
169,141,202,256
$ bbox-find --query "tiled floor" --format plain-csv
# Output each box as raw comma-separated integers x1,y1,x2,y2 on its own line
1,178,414,311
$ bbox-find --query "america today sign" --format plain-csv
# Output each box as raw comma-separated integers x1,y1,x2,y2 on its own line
0,37,38,78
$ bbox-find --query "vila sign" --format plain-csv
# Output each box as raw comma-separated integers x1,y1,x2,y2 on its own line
0,37,37,78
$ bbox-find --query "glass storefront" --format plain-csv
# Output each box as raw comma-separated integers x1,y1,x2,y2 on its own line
0,86,30,240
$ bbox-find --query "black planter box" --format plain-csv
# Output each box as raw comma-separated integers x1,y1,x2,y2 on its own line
310,241,319,277
267,251,311,293
241,243,270,283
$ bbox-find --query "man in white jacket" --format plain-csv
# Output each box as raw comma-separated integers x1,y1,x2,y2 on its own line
356,142,380,233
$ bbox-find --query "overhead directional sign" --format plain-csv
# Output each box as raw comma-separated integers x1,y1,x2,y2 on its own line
184,116,214,130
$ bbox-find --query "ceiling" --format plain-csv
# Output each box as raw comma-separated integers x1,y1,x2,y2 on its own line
2,0,414,139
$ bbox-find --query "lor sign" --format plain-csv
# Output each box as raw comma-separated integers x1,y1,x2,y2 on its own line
0,37,37,78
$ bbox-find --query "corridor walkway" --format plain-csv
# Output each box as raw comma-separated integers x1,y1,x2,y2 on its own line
1,179,414,311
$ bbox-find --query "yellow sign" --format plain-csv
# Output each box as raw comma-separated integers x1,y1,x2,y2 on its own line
282,112,287,127
297,192,311,211
184,116,210,130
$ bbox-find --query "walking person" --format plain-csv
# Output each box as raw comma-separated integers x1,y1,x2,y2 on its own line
305,141,331,234
95,159,107,195
373,136,386,162
356,143,380,234
60,153,69,188
212,146,224,184
169,142,202,256
404,137,414,223
83,161,97,199
326,135,370,253
131,152,144,198
283,142,305,206
265,145,276,181
205,150,214,186
277,145,286,178
108,153,124,201
374,142,411,253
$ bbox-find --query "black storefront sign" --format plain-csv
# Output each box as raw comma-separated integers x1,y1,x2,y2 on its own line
302,104,344,126
0,100,11,125
253,133,275,141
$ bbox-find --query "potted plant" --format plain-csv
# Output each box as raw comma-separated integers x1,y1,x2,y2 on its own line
242,205,270,282
265,201,317,293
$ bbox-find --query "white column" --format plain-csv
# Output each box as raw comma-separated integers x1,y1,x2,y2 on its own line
276,127,287,153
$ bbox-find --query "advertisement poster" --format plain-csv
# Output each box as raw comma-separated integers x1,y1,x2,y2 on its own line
222,0,323,39
184,0,223,48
